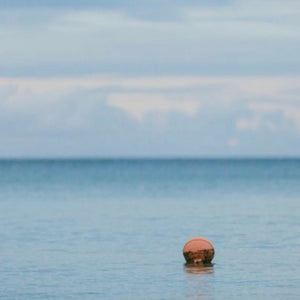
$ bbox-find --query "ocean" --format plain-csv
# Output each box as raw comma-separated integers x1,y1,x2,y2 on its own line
0,159,299,299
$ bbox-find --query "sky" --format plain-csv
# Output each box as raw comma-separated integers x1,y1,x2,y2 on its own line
0,0,300,157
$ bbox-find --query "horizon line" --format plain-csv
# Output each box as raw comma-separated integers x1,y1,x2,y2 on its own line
0,156,300,161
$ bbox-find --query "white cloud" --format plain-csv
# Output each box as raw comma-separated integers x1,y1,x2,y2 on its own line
1,75,299,131
228,137,240,147
236,117,261,131
0,1,299,156
1,74,300,156
0,1,300,76
236,115,279,132
248,102,300,132
107,93,200,121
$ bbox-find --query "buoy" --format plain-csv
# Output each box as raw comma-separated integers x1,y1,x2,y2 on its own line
183,237,215,264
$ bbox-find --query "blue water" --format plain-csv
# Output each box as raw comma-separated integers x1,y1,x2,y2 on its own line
0,159,299,299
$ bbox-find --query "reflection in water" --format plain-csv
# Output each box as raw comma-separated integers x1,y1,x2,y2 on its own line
184,263,214,299
184,263,214,276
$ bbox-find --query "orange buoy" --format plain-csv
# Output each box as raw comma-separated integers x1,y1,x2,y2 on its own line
183,237,215,264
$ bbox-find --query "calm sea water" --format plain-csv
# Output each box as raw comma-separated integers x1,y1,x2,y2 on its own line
0,159,299,299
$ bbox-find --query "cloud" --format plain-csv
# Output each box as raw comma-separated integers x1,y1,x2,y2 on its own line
248,102,300,133
1,1,300,157
0,74,300,156
0,0,300,77
0,1,226,20
236,117,261,131
1,75,299,120
228,138,240,147
107,93,200,121
2,1,299,24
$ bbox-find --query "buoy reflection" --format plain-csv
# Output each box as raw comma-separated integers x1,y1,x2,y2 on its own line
184,263,214,276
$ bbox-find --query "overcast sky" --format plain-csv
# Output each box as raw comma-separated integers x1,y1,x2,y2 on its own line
0,0,300,157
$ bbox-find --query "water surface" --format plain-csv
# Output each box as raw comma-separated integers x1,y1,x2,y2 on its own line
0,159,299,299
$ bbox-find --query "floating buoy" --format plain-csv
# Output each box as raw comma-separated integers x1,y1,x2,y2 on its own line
183,237,215,264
